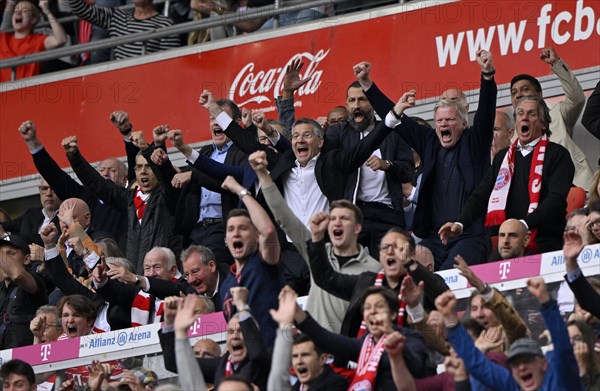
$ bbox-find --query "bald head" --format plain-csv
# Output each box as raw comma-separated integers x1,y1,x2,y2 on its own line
98,158,128,187
414,245,434,271
194,339,221,358
497,219,529,259
58,198,91,231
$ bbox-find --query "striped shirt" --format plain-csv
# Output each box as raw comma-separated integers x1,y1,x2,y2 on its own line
67,0,180,59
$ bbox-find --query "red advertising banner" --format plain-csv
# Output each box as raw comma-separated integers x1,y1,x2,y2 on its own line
1,0,599,181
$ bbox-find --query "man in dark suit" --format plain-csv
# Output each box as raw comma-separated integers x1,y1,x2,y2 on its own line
360,50,498,270
17,120,128,250
198,89,399,232
440,96,575,255
152,100,247,265
0,179,61,247
328,77,414,254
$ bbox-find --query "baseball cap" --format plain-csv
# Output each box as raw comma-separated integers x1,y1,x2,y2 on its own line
0,233,31,255
507,338,544,363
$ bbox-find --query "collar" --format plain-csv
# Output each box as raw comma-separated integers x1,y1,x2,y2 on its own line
516,136,542,152
208,272,219,298
42,208,58,221
295,153,320,168
214,140,233,154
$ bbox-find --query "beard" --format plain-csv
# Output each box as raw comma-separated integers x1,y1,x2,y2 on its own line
350,109,375,132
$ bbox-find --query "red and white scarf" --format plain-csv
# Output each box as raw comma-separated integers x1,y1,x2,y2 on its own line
131,291,164,327
133,189,148,223
225,355,234,376
348,334,388,391
485,135,547,252
356,271,405,338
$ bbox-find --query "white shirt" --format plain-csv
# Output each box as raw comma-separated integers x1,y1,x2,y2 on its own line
518,136,542,157
283,154,329,229
357,145,392,205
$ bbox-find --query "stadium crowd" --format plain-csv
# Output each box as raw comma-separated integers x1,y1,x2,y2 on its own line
0,44,600,391
0,0,397,82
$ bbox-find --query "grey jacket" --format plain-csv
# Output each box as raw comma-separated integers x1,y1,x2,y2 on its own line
261,185,381,332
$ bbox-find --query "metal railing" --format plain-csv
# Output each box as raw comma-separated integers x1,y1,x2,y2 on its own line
0,0,403,81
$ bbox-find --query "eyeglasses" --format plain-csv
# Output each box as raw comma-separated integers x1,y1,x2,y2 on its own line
589,218,600,229
378,243,397,252
183,268,201,280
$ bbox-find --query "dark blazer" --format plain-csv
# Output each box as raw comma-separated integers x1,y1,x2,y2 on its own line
326,120,414,217
157,142,247,244
364,77,497,238
308,239,449,339
159,315,270,390
458,142,574,252
67,148,180,274
1,207,60,247
222,117,396,202
31,147,127,249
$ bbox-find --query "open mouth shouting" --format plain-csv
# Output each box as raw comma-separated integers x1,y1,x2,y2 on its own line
440,128,452,144
229,340,246,361
331,228,344,241
353,109,366,123
518,371,536,390
295,366,309,380
66,324,79,338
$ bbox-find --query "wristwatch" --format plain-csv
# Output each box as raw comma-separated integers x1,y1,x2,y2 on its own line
237,304,251,313
239,189,251,199
134,275,141,285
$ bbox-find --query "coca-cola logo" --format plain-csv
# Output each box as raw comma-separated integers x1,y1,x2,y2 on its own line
229,50,330,107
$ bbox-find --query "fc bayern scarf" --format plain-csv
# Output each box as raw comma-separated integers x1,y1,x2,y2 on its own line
348,334,388,391
485,135,548,253
356,270,405,339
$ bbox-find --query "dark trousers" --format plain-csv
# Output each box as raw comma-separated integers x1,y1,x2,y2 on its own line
189,222,233,265
420,232,491,271
357,202,406,255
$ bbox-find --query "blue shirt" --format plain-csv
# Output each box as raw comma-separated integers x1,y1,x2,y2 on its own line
199,141,232,221
220,250,283,347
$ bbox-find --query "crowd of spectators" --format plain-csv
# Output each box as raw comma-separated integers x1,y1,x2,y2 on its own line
0,0,398,81
0,44,600,391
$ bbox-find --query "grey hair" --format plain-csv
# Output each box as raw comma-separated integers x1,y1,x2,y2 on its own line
267,119,290,139
35,305,61,327
196,295,216,314
292,118,324,139
514,95,553,136
180,245,216,265
434,99,469,126
151,247,177,269
496,110,514,130
105,257,135,273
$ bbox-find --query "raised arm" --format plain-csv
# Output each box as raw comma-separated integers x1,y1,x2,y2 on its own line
470,50,497,163
307,214,360,301
66,0,114,29
249,151,310,260
528,277,582,391
19,121,94,204
563,231,600,318
454,254,529,343
63,136,130,212
543,47,586,134
174,294,208,391
39,0,67,49
221,176,280,264
267,286,297,391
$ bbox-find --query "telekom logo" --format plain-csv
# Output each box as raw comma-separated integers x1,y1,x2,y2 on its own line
229,50,330,107
189,318,202,336
499,261,511,280
40,344,51,361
